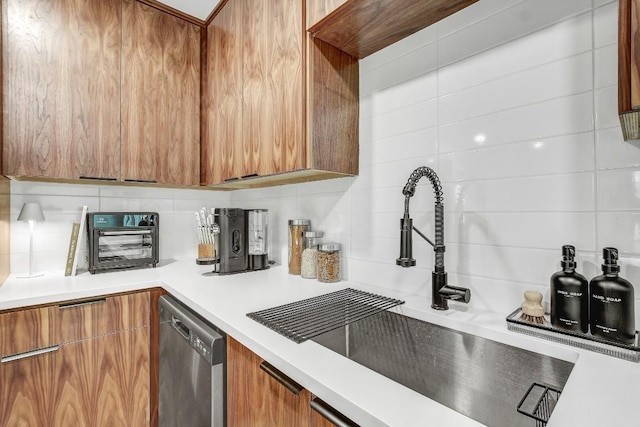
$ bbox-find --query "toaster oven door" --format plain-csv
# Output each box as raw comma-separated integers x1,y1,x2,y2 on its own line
90,229,157,273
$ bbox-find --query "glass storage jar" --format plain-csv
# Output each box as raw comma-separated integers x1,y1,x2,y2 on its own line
301,231,324,279
288,219,310,275
317,242,341,283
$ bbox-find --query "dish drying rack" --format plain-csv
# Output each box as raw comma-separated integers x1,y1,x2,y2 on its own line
506,308,640,363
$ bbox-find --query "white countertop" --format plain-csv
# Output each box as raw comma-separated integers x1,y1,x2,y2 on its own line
1,261,638,426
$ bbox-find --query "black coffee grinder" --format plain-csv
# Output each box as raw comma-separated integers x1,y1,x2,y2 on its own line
215,208,269,274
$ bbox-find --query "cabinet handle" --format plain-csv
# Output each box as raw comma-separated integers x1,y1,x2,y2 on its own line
58,298,106,310
124,179,157,184
240,173,259,179
79,175,117,181
223,177,240,182
1,345,60,363
259,361,303,396
310,398,359,427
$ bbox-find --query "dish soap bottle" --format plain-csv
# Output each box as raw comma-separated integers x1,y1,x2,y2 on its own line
550,245,588,333
589,247,636,344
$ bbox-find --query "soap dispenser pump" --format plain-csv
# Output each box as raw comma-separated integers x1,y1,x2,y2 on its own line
550,245,588,333
589,247,636,344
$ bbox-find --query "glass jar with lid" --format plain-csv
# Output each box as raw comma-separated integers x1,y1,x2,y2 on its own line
317,242,341,283
288,219,310,275
301,231,324,279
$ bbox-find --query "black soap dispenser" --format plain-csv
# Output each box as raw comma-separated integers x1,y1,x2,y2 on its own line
550,245,589,333
589,247,636,344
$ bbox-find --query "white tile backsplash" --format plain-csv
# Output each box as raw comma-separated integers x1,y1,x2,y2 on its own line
9,1,640,314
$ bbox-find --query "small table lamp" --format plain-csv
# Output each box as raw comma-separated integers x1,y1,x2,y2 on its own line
17,202,45,278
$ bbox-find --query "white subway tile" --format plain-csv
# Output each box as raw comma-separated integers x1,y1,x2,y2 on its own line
359,26,437,75
360,43,437,95
438,0,592,66
99,185,175,199
439,52,593,124
596,127,640,170
597,169,640,210
11,181,100,197
439,93,594,153
370,99,438,141
598,212,640,254
437,0,524,39
370,128,438,165
446,212,596,251
442,173,595,212
366,72,438,117
439,12,592,96
594,86,620,129
439,132,595,182
594,44,618,89
594,1,618,48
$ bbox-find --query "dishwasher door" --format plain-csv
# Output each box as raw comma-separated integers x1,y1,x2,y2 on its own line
159,295,226,427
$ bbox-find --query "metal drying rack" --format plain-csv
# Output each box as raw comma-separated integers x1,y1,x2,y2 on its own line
247,288,405,343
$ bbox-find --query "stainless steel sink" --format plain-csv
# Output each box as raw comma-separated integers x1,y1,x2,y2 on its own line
311,310,574,426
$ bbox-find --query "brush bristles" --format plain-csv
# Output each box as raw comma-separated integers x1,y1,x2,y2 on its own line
520,313,545,324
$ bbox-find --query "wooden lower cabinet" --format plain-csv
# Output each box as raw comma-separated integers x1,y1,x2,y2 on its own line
228,337,311,426
227,337,357,427
0,351,53,426
51,328,150,426
0,290,153,426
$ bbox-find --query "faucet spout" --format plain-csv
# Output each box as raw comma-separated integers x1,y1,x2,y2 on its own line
398,166,471,311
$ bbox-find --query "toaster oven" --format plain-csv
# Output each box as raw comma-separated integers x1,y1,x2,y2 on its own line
87,212,159,274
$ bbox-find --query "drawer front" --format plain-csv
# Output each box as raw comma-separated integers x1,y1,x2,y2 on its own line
57,291,150,344
0,306,54,357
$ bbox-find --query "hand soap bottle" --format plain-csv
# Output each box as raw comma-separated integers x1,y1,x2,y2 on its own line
589,247,636,344
550,245,589,333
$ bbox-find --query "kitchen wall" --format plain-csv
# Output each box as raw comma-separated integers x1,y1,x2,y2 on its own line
235,0,640,315
7,0,639,317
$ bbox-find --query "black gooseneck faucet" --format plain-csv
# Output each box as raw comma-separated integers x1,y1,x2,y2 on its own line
397,166,471,310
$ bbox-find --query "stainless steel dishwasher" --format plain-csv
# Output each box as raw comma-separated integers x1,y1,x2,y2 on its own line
159,295,226,427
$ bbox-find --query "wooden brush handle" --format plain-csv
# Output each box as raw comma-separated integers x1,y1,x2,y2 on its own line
522,290,545,317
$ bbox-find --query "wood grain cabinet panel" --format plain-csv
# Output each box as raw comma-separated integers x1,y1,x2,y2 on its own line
121,0,201,186
228,337,311,426
308,0,478,59
202,0,358,188
2,0,121,180
0,290,153,426
618,0,640,140
0,306,54,357
56,291,150,344
0,351,54,426
202,0,244,184
51,327,150,427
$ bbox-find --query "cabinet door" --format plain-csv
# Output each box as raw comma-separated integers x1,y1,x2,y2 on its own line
51,328,150,426
2,0,121,180
202,0,244,184
121,0,201,186
0,351,55,426
228,337,311,426
242,0,304,178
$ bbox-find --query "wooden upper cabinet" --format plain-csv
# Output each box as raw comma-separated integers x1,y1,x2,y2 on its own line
203,0,305,185
308,0,479,59
619,0,640,140
306,0,349,29
202,0,243,184
202,0,358,188
121,0,201,186
2,0,121,180
242,0,304,179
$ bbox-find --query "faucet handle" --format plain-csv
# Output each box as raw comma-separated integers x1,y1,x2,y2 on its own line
439,284,471,304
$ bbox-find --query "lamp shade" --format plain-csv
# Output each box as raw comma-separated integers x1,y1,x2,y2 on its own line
17,202,45,222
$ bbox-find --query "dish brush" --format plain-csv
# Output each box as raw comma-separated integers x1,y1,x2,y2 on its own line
520,290,545,324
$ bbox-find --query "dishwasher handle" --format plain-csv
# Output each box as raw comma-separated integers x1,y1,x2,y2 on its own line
171,315,190,340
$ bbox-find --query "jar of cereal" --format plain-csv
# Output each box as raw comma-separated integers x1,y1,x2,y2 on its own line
317,242,341,283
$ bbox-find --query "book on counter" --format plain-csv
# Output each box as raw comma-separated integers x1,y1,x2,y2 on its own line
65,222,80,276
72,205,88,275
